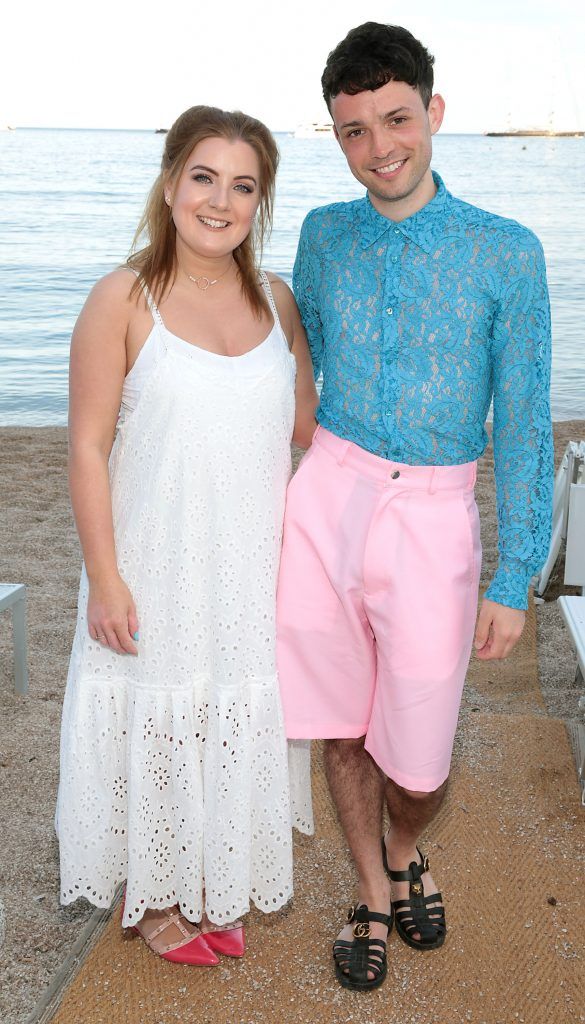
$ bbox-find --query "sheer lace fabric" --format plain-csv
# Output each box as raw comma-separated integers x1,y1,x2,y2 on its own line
57,275,313,928
293,173,553,609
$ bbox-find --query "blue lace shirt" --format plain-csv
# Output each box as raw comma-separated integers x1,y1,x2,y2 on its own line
292,173,553,611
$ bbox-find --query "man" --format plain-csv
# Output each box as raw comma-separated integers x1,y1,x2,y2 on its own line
276,22,553,991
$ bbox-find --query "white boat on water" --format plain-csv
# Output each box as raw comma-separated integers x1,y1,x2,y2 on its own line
486,55,583,139
293,122,334,139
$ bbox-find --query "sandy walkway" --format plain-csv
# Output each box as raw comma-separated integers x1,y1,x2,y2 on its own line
0,423,583,1023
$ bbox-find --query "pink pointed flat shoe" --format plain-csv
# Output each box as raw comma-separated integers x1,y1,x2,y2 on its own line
203,923,246,958
122,898,220,965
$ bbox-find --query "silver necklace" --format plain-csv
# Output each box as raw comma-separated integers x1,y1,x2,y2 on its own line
187,261,234,291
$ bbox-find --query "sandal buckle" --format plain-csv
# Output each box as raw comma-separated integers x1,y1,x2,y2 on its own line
353,921,371,939
347,904,357,924
422,855,430,872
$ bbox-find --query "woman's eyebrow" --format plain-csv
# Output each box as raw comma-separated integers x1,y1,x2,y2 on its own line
189,163,257,185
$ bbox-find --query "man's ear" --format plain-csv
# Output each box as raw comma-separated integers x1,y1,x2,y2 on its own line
428,93,445,135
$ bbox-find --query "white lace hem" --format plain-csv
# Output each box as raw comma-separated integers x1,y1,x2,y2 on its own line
56,672,313,926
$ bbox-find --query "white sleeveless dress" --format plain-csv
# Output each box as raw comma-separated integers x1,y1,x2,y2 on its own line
56,273,313,928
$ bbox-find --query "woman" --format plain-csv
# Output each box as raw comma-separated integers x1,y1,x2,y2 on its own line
56,105,317,964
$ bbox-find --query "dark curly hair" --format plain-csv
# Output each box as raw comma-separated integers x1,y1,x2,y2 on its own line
322,23,435,113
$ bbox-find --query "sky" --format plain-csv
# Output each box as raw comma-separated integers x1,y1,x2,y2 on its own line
3,0,584,133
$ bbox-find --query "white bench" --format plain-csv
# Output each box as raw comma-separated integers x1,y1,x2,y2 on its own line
0,584,29,695
558,595,585,803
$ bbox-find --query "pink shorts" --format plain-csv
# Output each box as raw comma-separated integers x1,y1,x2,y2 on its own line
276,427,482,792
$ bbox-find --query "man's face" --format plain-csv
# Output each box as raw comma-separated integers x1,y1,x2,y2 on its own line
331,78,445,215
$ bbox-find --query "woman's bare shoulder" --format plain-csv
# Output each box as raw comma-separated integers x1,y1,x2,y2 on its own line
89,266,138,304
264,271,296,306
264,270,287,287
76,268,145,329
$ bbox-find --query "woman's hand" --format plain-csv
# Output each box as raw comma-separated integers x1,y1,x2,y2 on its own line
87,574,139,656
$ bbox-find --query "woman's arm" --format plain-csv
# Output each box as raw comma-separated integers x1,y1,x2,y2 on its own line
68,269,139,655
267,275,318,449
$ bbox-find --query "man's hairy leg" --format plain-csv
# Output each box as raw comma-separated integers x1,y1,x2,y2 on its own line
325,737,391,979
384,776,448,942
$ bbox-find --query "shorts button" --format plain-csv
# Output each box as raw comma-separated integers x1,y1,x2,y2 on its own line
391,470,400,479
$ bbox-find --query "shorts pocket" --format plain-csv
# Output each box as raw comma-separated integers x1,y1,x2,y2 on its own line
460,491,482,590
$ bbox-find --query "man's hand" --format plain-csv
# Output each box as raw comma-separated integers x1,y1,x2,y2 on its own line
474,598,526,660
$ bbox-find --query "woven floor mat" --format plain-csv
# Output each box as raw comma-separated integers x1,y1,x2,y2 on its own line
47,706,584,1024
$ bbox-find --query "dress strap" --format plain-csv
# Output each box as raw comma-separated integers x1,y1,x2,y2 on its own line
259,270,283,334
125,267,165,327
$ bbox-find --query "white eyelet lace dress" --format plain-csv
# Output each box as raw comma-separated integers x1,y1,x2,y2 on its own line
56,271,313,928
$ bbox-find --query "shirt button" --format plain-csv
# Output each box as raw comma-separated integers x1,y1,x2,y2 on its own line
394,228,400,235
391,255,398,263
386,307,393,315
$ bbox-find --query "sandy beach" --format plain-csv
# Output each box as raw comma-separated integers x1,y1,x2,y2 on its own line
0,422,584,1024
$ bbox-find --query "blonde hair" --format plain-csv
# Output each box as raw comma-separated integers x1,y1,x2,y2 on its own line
127,105,279,317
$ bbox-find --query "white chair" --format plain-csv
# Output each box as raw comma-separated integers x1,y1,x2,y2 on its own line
559,596,585,685
564,482,585,592
0,584,29,695
535,441,585,597
558,595,585,803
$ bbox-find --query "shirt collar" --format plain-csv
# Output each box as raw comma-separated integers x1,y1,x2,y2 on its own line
357,171,449,254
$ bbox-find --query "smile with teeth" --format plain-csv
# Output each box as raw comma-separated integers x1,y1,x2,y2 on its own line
198,215,230,229
373,159,406,174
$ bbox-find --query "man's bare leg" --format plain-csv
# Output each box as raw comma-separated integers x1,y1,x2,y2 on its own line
324,736,391,979
383,777,448,942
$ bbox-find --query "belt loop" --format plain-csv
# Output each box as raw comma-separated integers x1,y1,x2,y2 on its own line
337,440,351,466
428,467,437,495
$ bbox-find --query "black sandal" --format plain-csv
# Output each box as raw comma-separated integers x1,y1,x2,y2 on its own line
381,839,446,951
333,903,393,991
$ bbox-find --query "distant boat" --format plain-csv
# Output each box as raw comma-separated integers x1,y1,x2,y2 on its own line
486,54,583,138
485,129,583,137
294,122,334,139
155,128,168,134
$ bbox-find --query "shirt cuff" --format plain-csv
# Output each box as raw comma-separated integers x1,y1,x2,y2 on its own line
484,561,533,611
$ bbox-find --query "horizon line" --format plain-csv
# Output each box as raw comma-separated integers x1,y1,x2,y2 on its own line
5,125,491,136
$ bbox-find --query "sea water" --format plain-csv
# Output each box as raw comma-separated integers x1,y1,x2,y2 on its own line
0,128,583,424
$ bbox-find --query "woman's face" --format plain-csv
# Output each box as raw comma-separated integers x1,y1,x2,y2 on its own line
168,136,262,262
